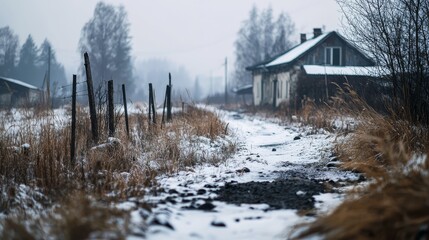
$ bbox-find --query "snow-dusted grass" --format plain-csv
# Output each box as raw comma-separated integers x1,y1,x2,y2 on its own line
0,104,235,238
295,85,429,239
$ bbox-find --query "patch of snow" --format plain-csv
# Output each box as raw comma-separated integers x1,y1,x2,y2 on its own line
403,154,428,176
117,201,136,211
296,191,306,196
314,193,344,214
303,65,380,77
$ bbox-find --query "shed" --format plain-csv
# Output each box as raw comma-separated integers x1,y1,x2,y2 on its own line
0,76,42,107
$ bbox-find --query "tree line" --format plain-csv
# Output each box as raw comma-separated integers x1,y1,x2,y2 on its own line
233,5,295,87
0,27,67,97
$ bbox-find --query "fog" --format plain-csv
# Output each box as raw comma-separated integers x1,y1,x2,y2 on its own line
0,0,342,100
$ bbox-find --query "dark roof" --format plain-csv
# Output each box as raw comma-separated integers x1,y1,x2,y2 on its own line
246,31,374,71
0,76,40,95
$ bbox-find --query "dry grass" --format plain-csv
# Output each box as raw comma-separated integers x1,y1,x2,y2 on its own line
0,103,234,238
331,85,429,178
294,84,429,239
1,193,132,240
297,97,335,131
137,105,235,174
295,152,429,239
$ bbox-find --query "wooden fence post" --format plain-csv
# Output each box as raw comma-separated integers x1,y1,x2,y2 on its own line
108,80,114,137
162,85,170,125
122,84,129,137
148,84,152,125
148,83,156,124
70,74,77,167
167,73,172,121
84,52,99,144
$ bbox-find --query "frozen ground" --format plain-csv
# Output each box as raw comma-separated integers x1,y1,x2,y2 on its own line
0,107,361,239
126,110,361,239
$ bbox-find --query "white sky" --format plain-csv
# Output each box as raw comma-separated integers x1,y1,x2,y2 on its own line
0,0,343,82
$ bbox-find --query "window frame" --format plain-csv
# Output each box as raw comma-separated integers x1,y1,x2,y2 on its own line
325,47,342,66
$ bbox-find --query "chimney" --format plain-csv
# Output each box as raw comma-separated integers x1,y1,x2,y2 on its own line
313,28,322,38
300,33,307,43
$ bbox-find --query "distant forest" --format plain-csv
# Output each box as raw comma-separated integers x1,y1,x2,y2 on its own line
0,26,67,98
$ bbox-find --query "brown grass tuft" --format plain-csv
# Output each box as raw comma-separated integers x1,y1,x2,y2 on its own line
295,155,429,240
294,84,429,239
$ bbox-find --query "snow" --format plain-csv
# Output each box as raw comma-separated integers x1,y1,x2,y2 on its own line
146,203,302,240
142,110,360,239
314,193,344,214
265,33,329,67
0,76,40,90
303,65,380,76
0,106,361,239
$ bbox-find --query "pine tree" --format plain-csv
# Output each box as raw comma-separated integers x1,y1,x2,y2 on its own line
17,35,40,87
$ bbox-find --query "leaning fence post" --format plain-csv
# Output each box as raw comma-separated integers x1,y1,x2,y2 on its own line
122,84,129,137
167,73,172,121
84,52,99,144
70,74,77,167
108,80,114,137
162,85,169,125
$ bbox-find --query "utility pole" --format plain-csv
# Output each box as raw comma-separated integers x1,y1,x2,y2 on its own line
47,46,51,108
224,57,228,105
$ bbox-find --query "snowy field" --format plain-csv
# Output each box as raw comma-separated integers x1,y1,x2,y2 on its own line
0,107,362,239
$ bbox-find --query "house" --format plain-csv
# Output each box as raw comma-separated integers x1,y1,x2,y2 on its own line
0,76,42,107
247,28,384,109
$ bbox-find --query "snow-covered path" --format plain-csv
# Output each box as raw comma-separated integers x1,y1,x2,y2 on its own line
137,110,359,240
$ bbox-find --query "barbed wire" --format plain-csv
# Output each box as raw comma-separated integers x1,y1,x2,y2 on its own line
62,93,88,99
59,81,87,89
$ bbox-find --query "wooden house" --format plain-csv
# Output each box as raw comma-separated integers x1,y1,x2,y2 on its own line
247,28,384,109
0,76,42,107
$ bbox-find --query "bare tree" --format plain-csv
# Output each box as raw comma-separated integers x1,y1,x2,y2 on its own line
234,6,295,87
79,2,134,91
338,0,429,124
0,26,19,77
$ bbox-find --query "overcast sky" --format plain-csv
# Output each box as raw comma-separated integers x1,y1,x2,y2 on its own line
0,0,343,82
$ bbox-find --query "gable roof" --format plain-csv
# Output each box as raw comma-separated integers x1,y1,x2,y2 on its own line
0,76,39,90
247,31,374,71
265,33,329,67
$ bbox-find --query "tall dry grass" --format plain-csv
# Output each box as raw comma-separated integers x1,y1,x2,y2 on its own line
294,84,429,239
135,105,235,174
2,192,132,240
0,103,235,237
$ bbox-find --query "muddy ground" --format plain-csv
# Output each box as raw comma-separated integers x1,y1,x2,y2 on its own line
154,159,361,213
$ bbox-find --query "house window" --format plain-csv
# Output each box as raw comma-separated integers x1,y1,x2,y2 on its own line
325,47,341,66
